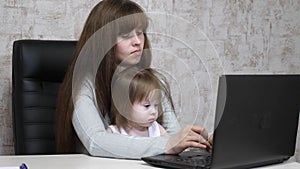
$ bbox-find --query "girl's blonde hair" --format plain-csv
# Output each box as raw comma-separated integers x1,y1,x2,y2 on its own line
111,67,174,129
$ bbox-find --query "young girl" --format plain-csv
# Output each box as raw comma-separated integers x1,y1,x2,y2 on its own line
56,0,211,159
108,67,169,137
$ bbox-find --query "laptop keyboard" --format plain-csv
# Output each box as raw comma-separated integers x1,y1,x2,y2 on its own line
171,148,212,168
175,154,212,167
142,148,212,169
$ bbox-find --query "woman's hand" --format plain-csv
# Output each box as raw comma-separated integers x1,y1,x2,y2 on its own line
164,125,212,154
208,134,214,145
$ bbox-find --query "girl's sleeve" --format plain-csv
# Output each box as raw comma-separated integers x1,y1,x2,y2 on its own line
72,79,170,159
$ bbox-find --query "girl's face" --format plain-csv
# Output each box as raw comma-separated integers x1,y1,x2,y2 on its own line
129,96,159,128
116,28,145,66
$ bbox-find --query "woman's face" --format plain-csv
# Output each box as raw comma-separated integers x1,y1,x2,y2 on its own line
116,28,145,66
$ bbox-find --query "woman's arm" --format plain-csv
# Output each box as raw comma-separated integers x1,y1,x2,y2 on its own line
72,78,210,158
72,79,170,159
161,98,181,135
158,123,168,136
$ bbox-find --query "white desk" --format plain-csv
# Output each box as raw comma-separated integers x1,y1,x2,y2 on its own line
0,155,153,169
0,154,299,169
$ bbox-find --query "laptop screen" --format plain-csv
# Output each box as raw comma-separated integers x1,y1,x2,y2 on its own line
211,75,300,168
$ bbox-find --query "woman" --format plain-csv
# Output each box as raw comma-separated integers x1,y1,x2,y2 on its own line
56,0,211,159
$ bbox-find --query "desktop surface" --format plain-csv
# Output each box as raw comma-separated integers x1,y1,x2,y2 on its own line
0,154,299,169
0,154,151,169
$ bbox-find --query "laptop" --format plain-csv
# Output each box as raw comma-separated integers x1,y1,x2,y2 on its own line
142,74,300,169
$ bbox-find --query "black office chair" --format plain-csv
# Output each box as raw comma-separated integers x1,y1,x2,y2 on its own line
12,39,77,154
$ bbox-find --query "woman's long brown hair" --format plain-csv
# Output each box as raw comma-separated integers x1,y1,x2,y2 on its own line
55,0,152,153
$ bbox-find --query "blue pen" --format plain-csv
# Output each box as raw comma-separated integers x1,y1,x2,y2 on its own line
20,163,28,169
0,163,27,169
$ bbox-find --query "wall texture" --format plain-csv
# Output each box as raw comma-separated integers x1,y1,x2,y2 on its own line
0,0,300,161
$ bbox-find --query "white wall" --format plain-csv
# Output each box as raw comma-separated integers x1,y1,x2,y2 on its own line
0,0,299,161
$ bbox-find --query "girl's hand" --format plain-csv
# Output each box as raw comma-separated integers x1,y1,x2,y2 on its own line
164,125,212,154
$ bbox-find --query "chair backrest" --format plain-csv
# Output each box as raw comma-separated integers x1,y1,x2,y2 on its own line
12,40,77,154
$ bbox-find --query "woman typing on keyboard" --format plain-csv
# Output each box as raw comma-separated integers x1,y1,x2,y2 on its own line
56,0,211,159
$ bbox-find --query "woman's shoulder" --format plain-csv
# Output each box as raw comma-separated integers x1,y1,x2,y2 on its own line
73,76,96,99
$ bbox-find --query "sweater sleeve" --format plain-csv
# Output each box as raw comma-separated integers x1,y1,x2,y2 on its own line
72,78,172,159
161,97,182,135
